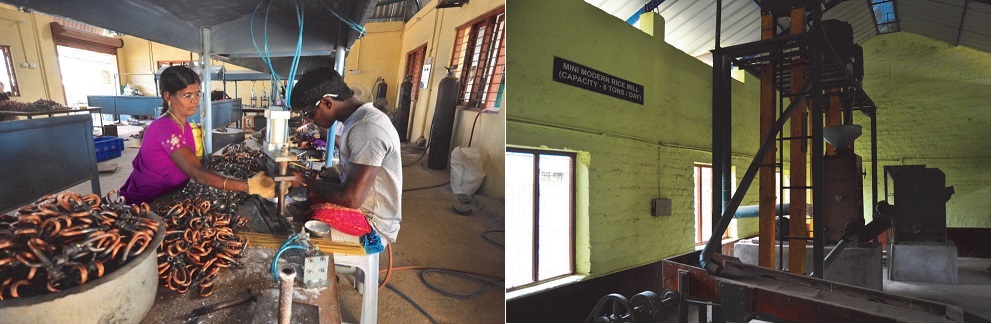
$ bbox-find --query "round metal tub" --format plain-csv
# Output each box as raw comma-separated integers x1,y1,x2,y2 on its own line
212,128,246,154
0,212,166,324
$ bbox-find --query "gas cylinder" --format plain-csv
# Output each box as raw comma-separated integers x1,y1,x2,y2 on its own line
394,75,413,142
426,67,459,170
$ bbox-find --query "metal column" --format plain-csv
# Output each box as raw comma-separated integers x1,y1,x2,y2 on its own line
325,45,347,167
201,27,213,163
334,46,347,75
871,108,878,206
809,7,826,278
710,0,727,267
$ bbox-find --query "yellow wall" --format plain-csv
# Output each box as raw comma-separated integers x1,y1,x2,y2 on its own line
345,21,403,109
400,0,506,199
118,22,403,112
117,36,270,104
0,7,65,103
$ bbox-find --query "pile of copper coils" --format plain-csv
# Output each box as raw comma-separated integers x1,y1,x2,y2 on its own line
0,191,160,299
154,197,249,298
209,142,265,180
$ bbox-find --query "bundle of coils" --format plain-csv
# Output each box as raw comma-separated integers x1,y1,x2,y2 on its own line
209,142,265,180
0,191,160,300
154,197,249,298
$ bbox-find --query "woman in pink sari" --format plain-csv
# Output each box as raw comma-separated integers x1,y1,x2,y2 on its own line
120,66,275,204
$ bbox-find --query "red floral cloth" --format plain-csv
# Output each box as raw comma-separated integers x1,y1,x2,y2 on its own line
309,199,371,236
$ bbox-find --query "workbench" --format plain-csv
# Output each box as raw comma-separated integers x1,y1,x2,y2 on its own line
141,246,340,323
141,193,346,323
0,107,104,134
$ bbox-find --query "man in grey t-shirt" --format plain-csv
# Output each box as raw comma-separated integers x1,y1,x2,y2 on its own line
289,67,403,243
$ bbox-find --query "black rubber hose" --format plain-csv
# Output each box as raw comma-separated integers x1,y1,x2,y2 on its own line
385,283,438,324
417,268,503,300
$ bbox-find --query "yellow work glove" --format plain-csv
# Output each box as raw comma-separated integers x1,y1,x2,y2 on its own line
247,171,276,198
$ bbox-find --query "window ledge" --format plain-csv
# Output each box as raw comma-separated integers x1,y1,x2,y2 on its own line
458,106,500,114
506,274,587,301
694,237,741,251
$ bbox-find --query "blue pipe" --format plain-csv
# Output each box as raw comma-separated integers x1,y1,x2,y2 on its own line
324,121,338,167
734,203,791,218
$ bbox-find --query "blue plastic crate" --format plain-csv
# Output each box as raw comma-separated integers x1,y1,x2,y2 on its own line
94,136,124,162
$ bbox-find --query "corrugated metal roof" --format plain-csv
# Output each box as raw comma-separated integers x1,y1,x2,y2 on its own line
583,0,989,59
583,0,651,22
897,0,990,51
654,0,760,61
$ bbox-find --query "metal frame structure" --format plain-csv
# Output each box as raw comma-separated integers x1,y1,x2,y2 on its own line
700,1,879,278
661,251,981,322
86,95,163,121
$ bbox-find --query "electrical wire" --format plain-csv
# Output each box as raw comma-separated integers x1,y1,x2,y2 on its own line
270,234,301,281
402,181,449,192
417,269,503,299
250,0,279,87
318,1,366,36
367,214,502,323
402,146,429,167
262,1,278,91
467,108,483,147
367,77,382,102
284,1,305,105
384,284,438,324
271,245,307,282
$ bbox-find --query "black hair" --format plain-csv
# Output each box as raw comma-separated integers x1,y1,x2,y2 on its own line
159,65,200,113
289,66,354,109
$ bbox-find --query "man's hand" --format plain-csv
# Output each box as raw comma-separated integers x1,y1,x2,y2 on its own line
289,169,308,188
318,165,344,184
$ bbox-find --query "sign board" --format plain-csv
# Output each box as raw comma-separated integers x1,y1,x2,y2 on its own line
420,63,432,89
552,56,644,105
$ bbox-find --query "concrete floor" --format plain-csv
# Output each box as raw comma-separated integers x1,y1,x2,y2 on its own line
883,257,991,320
65,122,506,323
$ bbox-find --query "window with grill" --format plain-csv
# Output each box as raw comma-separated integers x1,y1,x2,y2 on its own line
870,0,899,34
449,8,505,111
0,45,18,97
506,148,575,290
405,44,427,101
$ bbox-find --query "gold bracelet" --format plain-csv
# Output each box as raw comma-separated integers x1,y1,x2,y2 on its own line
222,178,229,191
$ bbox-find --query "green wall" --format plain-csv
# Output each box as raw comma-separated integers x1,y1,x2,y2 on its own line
856,32,991,228
507,0,764,277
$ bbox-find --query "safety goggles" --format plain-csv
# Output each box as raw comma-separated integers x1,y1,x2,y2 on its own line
302,94,337,120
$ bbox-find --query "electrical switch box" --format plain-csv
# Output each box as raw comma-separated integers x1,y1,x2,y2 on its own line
651,198,671,217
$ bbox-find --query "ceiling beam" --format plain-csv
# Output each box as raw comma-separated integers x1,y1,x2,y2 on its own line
955,0,969,46
824,0,844,12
